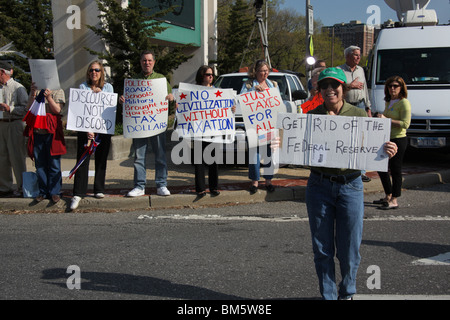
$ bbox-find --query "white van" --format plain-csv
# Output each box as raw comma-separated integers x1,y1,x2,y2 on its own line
368,25,450,148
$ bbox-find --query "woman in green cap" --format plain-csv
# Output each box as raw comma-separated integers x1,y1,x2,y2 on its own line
305,67,398,300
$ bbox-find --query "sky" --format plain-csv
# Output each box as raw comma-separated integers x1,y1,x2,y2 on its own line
279,0,450,26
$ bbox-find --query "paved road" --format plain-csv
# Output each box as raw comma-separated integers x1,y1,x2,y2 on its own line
0,183,448,304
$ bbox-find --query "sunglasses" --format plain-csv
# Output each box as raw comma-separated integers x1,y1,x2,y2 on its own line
319,80,341,90
387,84,400,89
204,73,214,77
89,68,101,73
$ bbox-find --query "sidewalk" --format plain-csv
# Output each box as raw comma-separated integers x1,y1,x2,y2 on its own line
1,150,449,213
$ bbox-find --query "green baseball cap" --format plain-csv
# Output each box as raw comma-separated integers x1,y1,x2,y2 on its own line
318,67,347,84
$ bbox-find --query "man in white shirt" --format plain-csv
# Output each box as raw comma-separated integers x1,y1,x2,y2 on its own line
0,61,29,196
339,47,373,182
339,46,372,116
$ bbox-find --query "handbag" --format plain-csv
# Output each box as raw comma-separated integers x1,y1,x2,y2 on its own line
22,171,39,198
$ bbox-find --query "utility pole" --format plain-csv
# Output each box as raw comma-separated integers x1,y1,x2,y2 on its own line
255,0,271,68
306,0,314,82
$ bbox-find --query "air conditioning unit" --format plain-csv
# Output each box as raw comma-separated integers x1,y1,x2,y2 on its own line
404,9,438,26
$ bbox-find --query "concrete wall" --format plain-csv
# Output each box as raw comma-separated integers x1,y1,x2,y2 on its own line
52,0,218,98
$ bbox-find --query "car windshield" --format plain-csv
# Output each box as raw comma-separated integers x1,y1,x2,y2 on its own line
214,74,290,100
376,47,450,85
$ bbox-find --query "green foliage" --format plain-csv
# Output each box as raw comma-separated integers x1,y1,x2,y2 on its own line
216,0,255,73
85,0,193,105
0,0,54,89
216,0,345,80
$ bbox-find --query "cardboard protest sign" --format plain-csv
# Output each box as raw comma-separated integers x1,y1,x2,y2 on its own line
238,88,286,148
67,89,118,135
175,83,235,142
123,78,168,139
29,59,61,90
277,113,391,172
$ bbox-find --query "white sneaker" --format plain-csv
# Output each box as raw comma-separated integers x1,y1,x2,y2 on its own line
127,188,145,197
95,193,105,199
157,186,171,196
70,196,81,210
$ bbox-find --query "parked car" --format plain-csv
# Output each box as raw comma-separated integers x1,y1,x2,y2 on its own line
214,71,308,158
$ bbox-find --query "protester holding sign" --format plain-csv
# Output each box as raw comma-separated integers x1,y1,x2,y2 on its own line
240,60,277,194
191,66,221,197
120,51,174,197
305,67,398,300
25,83,66,204
375,76,411,210
70,61,115,210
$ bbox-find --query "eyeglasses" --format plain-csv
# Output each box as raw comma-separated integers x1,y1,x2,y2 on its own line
387,84,400,89
319,80,341,90
204,73,214,77
89,68,101,73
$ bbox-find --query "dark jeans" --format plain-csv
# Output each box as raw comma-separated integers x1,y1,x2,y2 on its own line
377,137,408,198
73,132,111,196
33,133,62,197
193,142,218,193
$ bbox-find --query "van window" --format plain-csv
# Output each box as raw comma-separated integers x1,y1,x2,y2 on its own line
376,47,450,85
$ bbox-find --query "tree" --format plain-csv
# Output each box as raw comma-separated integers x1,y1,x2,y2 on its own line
216,0,254,74
0,0,54,89
86,0,193,113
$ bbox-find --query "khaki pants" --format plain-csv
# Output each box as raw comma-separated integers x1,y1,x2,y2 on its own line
0,120,27,192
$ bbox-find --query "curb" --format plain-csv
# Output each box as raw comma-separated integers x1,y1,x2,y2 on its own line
1,170,449,213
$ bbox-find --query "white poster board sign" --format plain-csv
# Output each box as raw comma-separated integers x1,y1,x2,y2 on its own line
238,88,285,148
67,89,118,135
122,78,169,139
29,59,61,90
277,113,391,172
176,83,235,142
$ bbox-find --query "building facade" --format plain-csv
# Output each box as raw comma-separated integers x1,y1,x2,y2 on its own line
323,20,375,57
51,0,217,97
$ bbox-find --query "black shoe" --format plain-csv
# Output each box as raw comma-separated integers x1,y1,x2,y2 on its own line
197,191,207,198
249,185,258,195
210,190,220,197
265,184,275,192
362,174,371,182
373,198,388,205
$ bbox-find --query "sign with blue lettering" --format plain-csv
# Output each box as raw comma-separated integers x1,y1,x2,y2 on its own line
175,83,236,141
67,89,117,135
123,78,168,139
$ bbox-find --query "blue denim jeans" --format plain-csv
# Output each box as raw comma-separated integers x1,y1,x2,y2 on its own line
133,133,168,189
33,133,62,197
248,145,274,181
305,171,364,300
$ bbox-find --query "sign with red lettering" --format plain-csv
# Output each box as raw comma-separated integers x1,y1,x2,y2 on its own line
238,88,286,148
123,78,168,138
175,83,235,141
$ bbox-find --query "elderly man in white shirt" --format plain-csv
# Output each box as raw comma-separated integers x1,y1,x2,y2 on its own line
0,61,29,196
339,46,373,182
339,46,372,115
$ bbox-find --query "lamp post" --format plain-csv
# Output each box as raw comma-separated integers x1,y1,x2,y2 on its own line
306,0,314,82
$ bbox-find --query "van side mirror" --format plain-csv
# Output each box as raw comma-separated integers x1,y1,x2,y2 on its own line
292,90,308,101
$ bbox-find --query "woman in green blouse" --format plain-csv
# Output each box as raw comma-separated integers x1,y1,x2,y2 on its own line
375,76,411,210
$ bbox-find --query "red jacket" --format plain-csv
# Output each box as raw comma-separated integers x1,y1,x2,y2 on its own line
24,113,67,160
